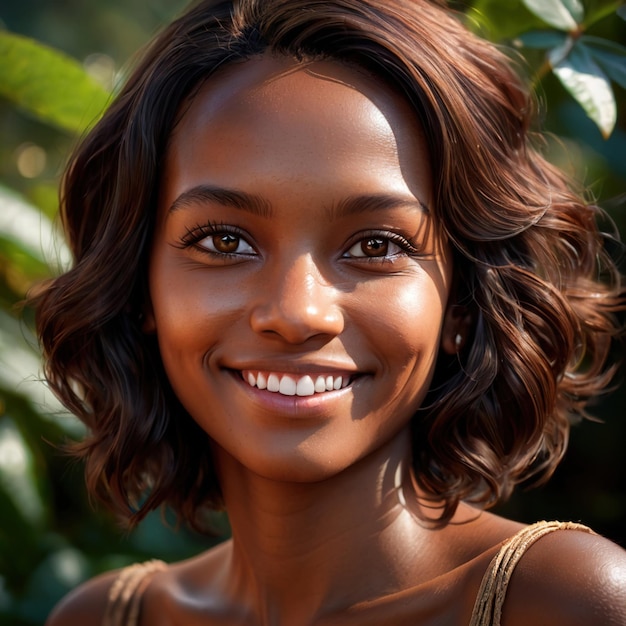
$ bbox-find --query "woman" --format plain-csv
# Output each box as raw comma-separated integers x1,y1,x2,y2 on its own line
37,0,626,624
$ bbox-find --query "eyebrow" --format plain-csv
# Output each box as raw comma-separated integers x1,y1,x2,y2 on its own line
166,184,429,219
326,193,430,220
167,185,272,218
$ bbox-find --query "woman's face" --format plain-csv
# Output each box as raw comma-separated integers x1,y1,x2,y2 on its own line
147,55,454,482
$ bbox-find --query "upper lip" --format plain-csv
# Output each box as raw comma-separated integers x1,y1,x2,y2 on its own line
223,360,363,377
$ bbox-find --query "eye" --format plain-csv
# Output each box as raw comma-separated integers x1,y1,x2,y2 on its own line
178,222,257,258
345,236,403,258
199,232,256,255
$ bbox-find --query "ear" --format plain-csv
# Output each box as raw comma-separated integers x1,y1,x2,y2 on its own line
440,302,472,355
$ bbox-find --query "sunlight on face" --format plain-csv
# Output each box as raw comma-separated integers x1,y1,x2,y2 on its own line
147,55,452,483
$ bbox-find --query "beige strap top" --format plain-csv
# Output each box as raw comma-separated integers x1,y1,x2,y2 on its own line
102,520,593,626
103,559,167,626
469,520,594,626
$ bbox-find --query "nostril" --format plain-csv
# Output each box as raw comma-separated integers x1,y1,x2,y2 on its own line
247,259,344,343
248,299,343,344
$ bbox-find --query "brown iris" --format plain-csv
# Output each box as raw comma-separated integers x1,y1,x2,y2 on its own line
212,233,240,253
361,237,388,257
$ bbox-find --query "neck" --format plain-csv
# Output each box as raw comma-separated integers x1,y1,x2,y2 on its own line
214,431,439,624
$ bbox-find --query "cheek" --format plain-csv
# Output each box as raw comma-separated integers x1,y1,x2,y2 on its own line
151,261,243,325
355,271,447,352
148,262,247,372
349,270,449,414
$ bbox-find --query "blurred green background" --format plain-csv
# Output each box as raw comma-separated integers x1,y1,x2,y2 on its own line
0,0,625,624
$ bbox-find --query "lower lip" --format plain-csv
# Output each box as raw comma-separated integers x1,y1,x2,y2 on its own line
228,370,359,415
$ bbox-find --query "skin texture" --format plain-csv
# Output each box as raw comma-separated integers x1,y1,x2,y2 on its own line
46,56,626,626
147,56,454,486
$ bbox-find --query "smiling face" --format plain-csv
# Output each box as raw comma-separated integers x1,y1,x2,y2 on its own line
147,55,455,483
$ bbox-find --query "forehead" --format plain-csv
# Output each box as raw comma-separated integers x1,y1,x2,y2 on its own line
160,53,433,217
173,53,423,138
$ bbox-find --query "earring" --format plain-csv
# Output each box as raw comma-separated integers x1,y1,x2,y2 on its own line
454,333,463,351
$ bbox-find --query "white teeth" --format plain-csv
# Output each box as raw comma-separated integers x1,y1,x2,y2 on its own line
244,371,352,397
257,372,267,390
314,376,327,393
296,375,315,397
267,373,280,392
279,376,296,396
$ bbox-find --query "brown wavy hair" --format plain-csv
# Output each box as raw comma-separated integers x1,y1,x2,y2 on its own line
31,0,624,528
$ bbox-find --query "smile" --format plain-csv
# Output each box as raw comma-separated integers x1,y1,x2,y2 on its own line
241,370,352,397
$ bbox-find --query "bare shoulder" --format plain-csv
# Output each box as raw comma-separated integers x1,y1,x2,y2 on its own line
503,526,626,626
47,541,233,626
46,569,120,626
46,558,170,626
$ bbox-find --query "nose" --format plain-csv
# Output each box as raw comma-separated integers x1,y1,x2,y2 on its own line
249,254,344,344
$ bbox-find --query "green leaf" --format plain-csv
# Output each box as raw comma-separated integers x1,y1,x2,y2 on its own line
465,0,546,40
522,0,582,31
549,42,617,138
0,184,69,273
0,31,110,134
580,35,626,57
560,0,585,23
517,30,568,49
580,36,626,90
27,183,60,222
584,1,624,29
0,418,46,528
0,235,50,280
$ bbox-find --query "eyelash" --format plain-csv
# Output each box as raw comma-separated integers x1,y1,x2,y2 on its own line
177,222,424,261
345,230,424,261
177,222,255,257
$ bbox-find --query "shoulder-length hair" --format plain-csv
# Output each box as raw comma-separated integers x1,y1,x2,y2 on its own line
32,0,624,528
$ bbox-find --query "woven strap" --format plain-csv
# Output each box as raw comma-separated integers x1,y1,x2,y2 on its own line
103,559,167,626
469,520,594,626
